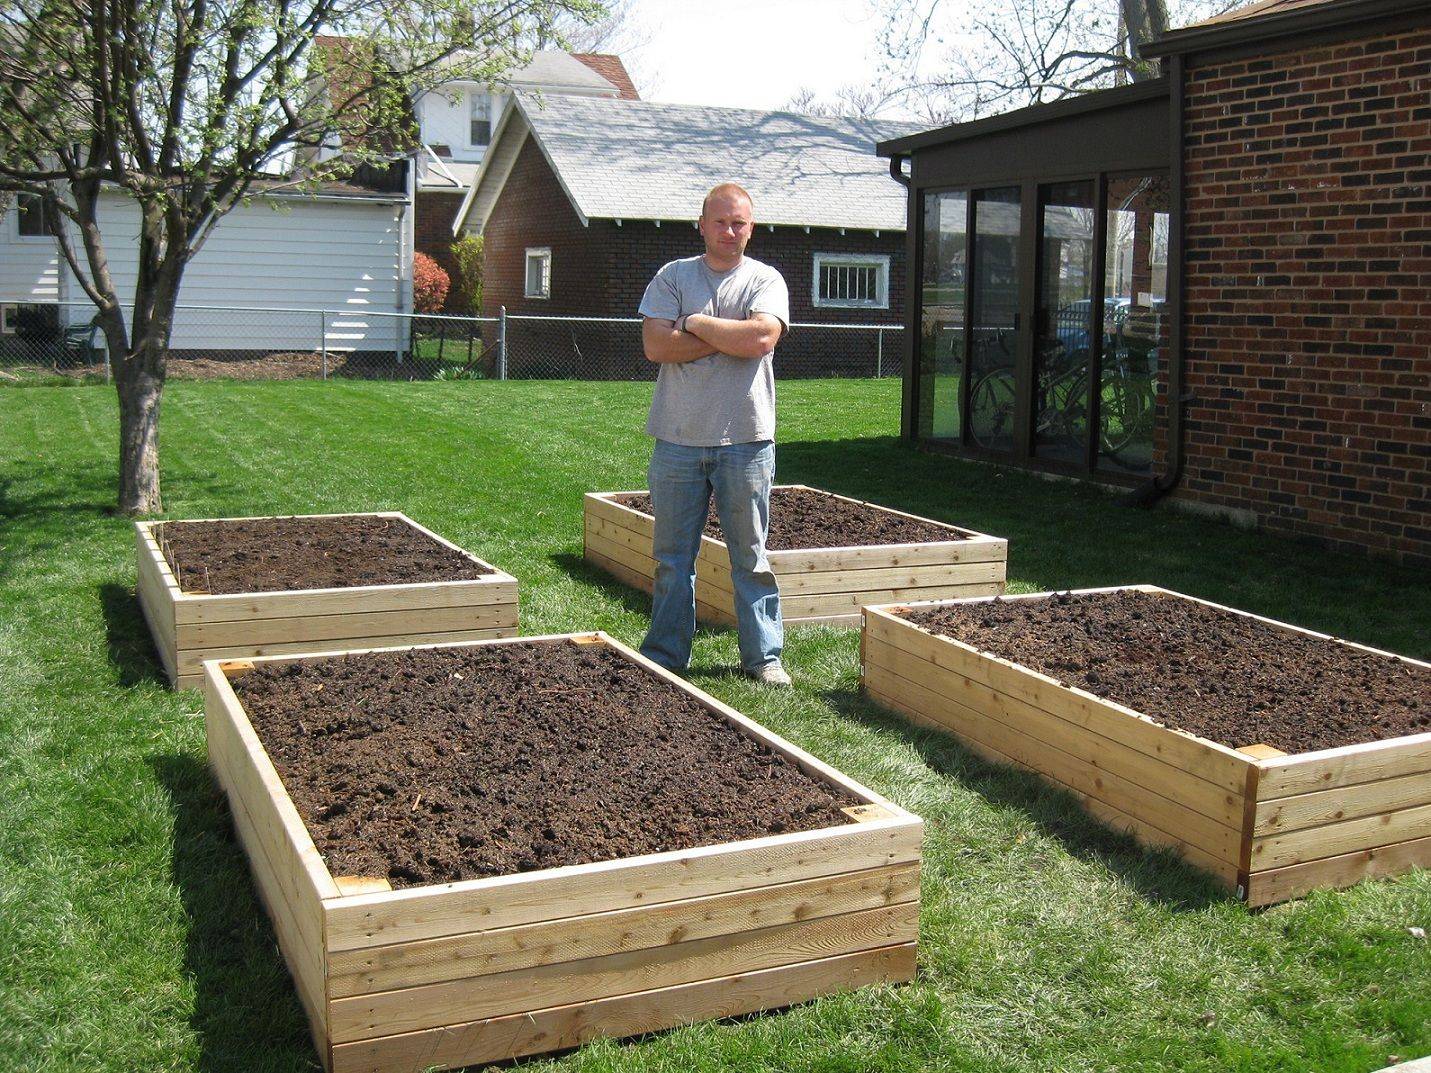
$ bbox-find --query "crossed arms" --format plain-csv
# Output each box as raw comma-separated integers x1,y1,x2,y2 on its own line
642,312,784,364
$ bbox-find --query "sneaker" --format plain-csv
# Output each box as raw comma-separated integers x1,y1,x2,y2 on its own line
749,661,792,687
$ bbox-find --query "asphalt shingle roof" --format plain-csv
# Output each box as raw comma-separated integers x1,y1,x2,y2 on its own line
512,92,925,231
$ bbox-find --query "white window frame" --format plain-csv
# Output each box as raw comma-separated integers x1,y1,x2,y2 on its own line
524,247,551,299
812,252,889,310
468,89,492,150
0,304,17,334
13,193,54,242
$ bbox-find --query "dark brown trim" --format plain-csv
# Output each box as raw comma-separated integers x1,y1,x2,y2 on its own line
1141,0,1427,59
1087,174,1109,473
1013,182,1040,460
916,436,1148,488
900,180,921,441
876,80,1169,157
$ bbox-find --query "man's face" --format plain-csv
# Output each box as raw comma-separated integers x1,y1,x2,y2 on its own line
699,193,754,262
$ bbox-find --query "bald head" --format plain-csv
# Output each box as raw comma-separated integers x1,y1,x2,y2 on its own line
702,182,752,217
699,183,755,270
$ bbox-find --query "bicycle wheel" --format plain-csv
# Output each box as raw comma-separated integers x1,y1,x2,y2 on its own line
1098,368,1153,456
969,368,1017,451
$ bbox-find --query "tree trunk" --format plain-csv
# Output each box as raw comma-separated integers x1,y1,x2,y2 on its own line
115,333,167,515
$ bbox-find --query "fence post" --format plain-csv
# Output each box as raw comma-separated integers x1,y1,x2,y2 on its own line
876,327,884,378
320,311,328,380
498,306,508,381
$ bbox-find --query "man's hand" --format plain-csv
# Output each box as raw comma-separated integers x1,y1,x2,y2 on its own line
643,318,719,364
683,313,783,359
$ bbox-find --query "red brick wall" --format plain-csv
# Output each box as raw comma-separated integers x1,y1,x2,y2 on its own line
1177,24,1431,566
415,191,465,311
477,137,907,378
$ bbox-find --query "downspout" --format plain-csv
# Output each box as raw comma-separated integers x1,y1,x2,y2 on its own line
889,155,910,188
889,153,917,439
1129,51,1189,506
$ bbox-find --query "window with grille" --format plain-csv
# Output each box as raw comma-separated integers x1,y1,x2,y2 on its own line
812,253,888,309
469,91,491,148
524,247,551,299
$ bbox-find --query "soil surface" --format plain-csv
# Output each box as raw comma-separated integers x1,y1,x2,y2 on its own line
615,487,965,551
158,515,491,594
234,640,860,888
901,589,1429,753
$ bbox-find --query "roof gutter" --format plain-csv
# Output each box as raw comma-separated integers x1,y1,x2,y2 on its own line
888,154,910,188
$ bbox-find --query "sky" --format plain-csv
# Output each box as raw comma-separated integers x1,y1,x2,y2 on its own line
616,0,902,115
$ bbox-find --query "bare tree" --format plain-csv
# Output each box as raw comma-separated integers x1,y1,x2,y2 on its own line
526,0,656,94
851,0,1241,123
0,0,597,513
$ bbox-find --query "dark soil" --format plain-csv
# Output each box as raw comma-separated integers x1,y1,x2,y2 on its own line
615,486,965,551
158,515,491,595
901,589,1429,754
233,640,860,888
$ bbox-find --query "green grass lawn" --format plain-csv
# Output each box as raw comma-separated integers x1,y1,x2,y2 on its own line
1,378,1427,1073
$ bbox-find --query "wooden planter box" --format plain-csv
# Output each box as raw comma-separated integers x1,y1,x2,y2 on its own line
584,486,1007,626
136,512,518,689
203,632,922,1072
861,585,1431,907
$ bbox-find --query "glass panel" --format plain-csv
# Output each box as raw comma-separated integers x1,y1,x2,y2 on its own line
1032,180,1096,465
919,190,968,440
1101,175,1168,475
469,92,491,147
967,187,1021,454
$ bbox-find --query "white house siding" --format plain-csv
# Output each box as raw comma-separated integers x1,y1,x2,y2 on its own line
43,190,409,354
0,207,62,302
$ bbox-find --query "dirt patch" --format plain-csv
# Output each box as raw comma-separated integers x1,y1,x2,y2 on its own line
157,515,491,595
615,487,965,551
233,640,859,888
900,589,1429,754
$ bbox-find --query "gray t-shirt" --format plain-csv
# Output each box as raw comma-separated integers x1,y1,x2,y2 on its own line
639,255,790,446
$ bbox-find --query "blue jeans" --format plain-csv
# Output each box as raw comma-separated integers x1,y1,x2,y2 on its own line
639,439,783,673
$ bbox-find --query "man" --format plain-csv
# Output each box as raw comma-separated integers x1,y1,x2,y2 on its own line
636,182,791,686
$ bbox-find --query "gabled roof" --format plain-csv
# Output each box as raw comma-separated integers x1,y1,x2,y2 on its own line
438,49,620,96
1141,0,1427,57
455,93,924,236
572,54,640,100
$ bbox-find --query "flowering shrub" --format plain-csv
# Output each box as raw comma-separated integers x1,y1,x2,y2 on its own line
413,252,450,314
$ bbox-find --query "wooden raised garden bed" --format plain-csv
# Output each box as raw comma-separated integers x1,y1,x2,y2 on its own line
861,585,1430,907
584,485,1006,626
136,512,517,689
203,632,922,1072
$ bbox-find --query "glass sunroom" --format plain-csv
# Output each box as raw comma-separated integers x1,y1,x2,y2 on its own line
880,81,1173,481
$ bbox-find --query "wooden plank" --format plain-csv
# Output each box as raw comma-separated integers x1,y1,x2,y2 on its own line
858,609,1253,795
776,561,1005,597
205,671,335,1040
1244,834,1431,907
863,648,1242,862
864,636,1245,830
176,626,517,676
584,517,734,595
177,578,517,626
327,863,919,998
810,486,996,539
585,507,731,576
1238,744,1287,760
769,539,1006,573
323,819,920,953
785,581,1005,620
182,602,518,650
335,877,393,897
327,901,918,1043
328,943,916,1073
1257,734,1431,798
136,568,180,686
584,544,654,595
865,607,1252,795
583,529,734,607
1249,801,1431,871
1254,770,1431,836
863,677,1239,887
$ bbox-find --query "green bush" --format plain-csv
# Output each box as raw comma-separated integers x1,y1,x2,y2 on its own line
451,232,484,316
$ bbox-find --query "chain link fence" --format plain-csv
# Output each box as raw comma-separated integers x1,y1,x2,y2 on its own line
0,301,902,382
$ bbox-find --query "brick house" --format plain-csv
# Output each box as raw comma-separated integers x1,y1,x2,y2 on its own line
453,93,923,377
409,52,638,310
877,0,1429,566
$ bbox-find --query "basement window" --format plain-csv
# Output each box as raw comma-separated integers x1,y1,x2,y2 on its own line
813,253,888,309
524,247,551,299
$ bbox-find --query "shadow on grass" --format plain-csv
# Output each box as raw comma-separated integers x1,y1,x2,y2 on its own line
822,685,1233,913
151,753,319,1073
99,581,167,688
0,472,117,581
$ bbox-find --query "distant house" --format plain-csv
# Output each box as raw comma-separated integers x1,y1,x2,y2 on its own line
878,0,1429,566
0,170,413,363
408,51,639,299
453,93,923,376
